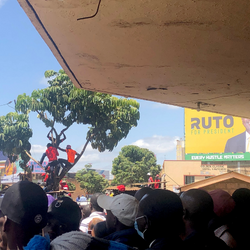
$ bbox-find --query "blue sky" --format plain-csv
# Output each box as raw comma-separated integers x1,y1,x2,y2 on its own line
0,0,184,173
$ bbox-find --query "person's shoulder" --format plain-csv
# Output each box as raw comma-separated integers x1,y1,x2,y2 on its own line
227,131,245,142
209,234,230,249
80,216,93,232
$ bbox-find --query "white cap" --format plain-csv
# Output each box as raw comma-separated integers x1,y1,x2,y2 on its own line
147,173,151,176
97,194,139,227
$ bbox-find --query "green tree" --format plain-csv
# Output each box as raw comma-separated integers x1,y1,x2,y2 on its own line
0,112,32,171
111,145,161,185
75,164,108,194
15,69,139,190
67,182,76,191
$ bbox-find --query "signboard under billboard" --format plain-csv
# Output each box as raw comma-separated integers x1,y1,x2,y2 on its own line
185,108,250,161
27,161,47,173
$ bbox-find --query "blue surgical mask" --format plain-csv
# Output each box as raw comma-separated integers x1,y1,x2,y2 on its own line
134,221,146,239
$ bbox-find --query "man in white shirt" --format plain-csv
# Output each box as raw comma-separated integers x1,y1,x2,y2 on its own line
79,193,106,233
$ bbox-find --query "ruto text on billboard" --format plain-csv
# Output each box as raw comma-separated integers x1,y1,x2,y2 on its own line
185,108,250,161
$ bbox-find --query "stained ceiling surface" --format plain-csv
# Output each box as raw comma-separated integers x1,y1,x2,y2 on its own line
18,0,250,117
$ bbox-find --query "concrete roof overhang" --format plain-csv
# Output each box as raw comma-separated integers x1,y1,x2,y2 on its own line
17,0,250,117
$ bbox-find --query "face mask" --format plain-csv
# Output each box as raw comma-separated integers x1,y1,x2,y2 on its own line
134,221,146,239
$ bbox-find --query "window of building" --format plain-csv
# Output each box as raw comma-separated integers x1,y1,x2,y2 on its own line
205,176,212,179
185,176,195,184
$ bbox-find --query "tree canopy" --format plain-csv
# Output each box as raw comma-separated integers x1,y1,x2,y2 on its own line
67,182,76,191
14,69,140,188
0,112,32,170
75,164,108,194
111,145,161,185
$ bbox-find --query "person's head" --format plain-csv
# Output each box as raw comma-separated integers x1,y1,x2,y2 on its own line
209,189,235,223
134,187,153,201
147,173,151,177
81,205,91,220
66,145,71,149
45,197,81,241
180,189,214,233
232,188,250,218
0,198,7,250
93,221,108,238
136,189,183,243
47,143,52,148
242,118,250,134
88,218,104,237
1,181,48,249
50,231,128,250
97,194,139,234
90,193,103,212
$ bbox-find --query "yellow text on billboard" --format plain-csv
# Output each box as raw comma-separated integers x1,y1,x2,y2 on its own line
185,109,246,154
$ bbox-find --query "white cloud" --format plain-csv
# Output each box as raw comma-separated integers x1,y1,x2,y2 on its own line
131,135,180,154
31,144,46,154
0,0,7,9
153,103,181,109
39,76,48,86
71,144,119,172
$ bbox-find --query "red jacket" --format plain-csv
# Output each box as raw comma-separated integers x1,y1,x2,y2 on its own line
46,146,59,161
154,178,160,189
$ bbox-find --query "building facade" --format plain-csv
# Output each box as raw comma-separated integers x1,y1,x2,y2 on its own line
161,160,228,192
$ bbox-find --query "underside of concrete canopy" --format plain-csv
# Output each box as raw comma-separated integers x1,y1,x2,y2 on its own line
17,0,250,117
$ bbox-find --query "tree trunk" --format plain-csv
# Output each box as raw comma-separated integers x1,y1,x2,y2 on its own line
52,137,91,190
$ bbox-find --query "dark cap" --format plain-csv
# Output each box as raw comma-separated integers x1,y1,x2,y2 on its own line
139,189,183,235
209,189,235,218
90,193,103,212
48,197,81,226
1,181,48,229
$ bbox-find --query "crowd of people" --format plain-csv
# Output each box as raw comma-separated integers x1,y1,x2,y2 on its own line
0,180,249,250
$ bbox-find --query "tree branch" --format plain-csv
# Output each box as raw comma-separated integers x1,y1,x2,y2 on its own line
24,150,45,170
58,119,76,136
52,127,59,138
56,134,94,182
36,110,51,123
58,146,66,152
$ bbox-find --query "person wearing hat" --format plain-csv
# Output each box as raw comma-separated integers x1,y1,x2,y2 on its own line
231,188,250,249
57,145,79,177
45,196,81,241
50,231,134,250
58,145,79,165
66,145,79,164
135,189,184,249
1,181,48,250
154,174,160,189
97,194,147,249
180,189,229,250
208,189,237,249
134,187,153,201
147,173,153,188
